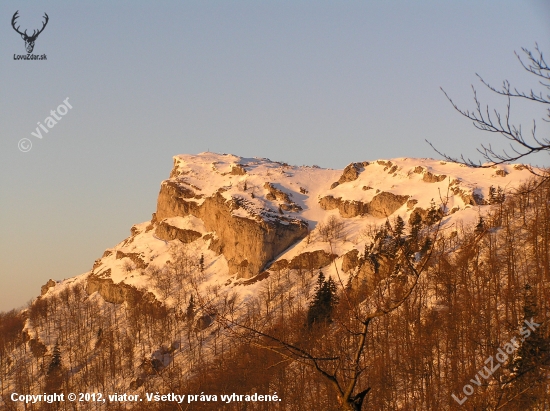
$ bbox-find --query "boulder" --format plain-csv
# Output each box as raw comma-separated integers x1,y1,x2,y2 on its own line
338,163,362,183
288,250,337,270
423,171,447,183
331,162,370,188
319,196,368,218
319,195,341,210
339,200,368,218
368,192,408,218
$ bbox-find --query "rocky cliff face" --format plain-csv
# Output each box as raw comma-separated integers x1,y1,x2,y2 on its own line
35,153,531,306
155,181,308,278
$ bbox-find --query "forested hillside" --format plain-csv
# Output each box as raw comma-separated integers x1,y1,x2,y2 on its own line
1,157,548,411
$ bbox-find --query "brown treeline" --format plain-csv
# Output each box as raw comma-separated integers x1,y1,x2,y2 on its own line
1,178,549,411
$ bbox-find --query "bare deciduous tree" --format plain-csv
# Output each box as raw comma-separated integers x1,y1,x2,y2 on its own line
429,44,550,170
198,215,443,411
318,215,346,242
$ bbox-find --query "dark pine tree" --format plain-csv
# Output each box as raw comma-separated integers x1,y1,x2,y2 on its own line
474,216,485,235
489,185,506,205
394,216,405,238
425,199,441,226
307,273,339,327
45,340,63,393
48,340,61,375
199,254,205,273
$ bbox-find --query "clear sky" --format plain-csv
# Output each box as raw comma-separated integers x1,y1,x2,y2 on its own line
1,1,549,312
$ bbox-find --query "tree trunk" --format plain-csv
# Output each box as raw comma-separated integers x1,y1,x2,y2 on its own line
340,388,371,411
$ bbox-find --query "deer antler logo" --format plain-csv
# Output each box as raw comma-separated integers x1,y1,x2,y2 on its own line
11,11,49,54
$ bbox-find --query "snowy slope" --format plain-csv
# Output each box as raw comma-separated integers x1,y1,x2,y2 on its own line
41,153,535,305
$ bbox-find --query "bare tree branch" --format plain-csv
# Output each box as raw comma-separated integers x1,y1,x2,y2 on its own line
428,44,550,173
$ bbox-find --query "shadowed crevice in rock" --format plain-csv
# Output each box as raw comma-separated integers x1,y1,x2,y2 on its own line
154,220,202,244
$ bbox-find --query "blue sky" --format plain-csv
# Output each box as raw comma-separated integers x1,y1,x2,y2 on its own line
1,1,549,311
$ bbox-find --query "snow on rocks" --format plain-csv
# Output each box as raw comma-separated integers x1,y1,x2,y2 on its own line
41,153,537,308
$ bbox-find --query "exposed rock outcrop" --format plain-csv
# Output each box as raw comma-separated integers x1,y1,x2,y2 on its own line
41,279,56,296
231,164,247,175
342,249,360,273
156,181,202,217
268,259,288,272
320,191,408,219
115,251,148,270
423,171,447,183
407,199,418,210
319,195,340,211
156,186,308,278
264,182,291,203
78,154,533,309
87,274,138,304
368,192,409,218
330,162,369,188
339,200,368,218
155,220,202,244
319,196,369,218
270,250,337,272
451,186,484,206
288,250,337,270
264,182,302,212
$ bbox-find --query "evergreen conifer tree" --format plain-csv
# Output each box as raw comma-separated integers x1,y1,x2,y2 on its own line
394,216,405,238
48,340,61,375
425,199,441,226
474,216,485,235
45,340,63,393
199,254,205,273
497,186,505,203
307,273,339,327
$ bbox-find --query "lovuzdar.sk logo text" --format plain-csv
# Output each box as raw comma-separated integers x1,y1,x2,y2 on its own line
12,10,48,60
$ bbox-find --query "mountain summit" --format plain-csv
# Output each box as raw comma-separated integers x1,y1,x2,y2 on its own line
4,153,548,410
41,152,532,306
